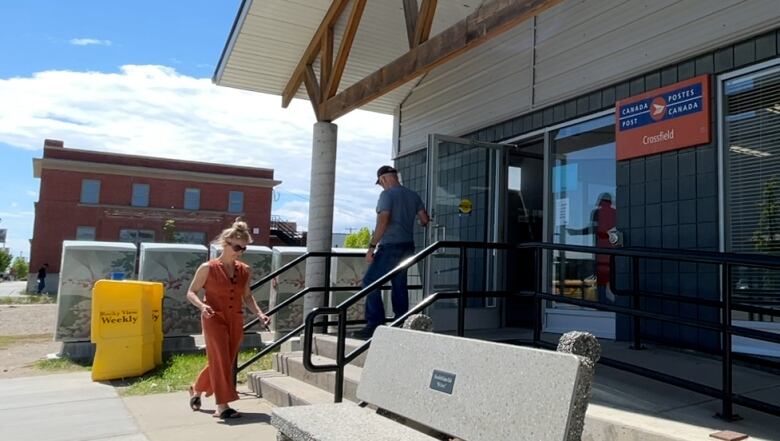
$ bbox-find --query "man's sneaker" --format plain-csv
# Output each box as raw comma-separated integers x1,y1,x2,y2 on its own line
349,327,375,340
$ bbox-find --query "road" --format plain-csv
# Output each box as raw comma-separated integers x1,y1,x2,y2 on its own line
0,281,28,297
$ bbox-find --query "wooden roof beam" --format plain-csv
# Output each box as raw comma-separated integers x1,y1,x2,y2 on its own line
402,0,419,49
281,0,351,109
413,0,437,47
322,0,563,121
325,0,367,99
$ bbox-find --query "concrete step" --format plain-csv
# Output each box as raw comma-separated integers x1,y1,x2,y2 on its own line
311,334,369,367
258,375,335,407
245,370,285,395
273,351,363,402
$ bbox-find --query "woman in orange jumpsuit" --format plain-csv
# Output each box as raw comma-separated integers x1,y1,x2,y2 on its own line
186,219,270,419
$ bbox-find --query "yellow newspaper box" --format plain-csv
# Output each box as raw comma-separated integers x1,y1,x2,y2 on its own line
91,280,163,381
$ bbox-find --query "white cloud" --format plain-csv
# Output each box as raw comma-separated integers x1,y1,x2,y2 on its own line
0,65,392,236
26,190,38,198
69,38,112,46
10,202,18,208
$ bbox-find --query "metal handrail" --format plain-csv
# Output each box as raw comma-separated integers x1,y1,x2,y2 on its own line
301,240,780,420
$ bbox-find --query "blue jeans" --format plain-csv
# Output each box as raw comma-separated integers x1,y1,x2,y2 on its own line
37,279,45,294
363,242,416,329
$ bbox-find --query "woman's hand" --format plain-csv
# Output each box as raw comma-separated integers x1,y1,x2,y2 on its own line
201,304,215,319
257,312,270,328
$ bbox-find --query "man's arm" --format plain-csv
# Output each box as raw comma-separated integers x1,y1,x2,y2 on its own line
417,208,430,227
366,211,390,262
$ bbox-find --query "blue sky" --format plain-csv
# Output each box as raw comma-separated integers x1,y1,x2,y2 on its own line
0,1,392,259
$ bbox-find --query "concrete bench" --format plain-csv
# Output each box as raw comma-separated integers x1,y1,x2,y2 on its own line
271,326,599,441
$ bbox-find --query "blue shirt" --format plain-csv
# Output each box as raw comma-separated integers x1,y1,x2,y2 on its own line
376,185,425,245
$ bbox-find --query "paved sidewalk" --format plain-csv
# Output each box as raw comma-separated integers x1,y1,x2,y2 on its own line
0,372,280,441
123,388,279,441
0,372,146,441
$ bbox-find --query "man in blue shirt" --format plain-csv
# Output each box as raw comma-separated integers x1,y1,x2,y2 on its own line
351,166,429,339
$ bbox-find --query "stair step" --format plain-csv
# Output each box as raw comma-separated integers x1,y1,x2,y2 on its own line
246,370,285,395
312,334,370,367
259,375,334,407
274,351,362,402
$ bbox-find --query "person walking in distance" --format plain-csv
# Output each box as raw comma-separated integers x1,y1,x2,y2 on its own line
351,166,429,339
36,263,49,294
186,219,270,419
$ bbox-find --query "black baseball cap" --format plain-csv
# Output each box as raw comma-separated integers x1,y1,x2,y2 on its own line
375,165,397,184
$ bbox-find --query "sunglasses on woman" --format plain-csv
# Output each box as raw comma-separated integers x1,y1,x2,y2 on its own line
226,241,247,252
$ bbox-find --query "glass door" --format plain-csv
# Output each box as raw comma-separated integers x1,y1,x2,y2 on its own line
545,114,617,339
425,134,506,330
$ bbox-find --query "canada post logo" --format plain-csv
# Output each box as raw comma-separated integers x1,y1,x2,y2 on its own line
616,75,710,160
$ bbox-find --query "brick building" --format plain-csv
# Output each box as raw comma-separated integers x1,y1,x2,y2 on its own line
30,139,279,292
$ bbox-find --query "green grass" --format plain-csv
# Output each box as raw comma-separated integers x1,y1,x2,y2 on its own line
34,357,91,371
120,348,276,396
0,295,56,305
0,333,52,349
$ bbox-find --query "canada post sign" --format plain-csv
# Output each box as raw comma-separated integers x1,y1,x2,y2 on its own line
616,75,710,160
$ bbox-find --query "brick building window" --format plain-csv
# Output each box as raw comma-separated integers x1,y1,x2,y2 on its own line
184,188,200,210
228,191,244,213
132,183,150,207
174,231,206,245
76,226,96,241
119,229,155,245
80,179,100,204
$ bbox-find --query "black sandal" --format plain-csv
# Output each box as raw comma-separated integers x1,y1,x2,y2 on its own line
217,408,242,419
188,386,201,411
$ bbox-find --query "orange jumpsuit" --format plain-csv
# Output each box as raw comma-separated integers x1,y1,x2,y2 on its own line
193,259,248,404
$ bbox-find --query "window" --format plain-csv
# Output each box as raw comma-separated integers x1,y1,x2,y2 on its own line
80,179,100,204
228,191,244,213
184,188,200,210
550,114,616,306
174,231,206,245
723,63,780,323
76,226,96,241
119,229,155,244
131,183,150,207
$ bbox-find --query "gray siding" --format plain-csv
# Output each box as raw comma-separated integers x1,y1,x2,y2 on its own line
397,0,780,154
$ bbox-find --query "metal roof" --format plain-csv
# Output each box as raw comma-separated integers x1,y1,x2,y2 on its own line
214,0,482,115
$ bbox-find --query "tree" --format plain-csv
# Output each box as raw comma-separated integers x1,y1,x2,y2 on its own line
162,219,177,243
344,227,372,248
11,256,28,279
0,249,11,274
753,178,779,253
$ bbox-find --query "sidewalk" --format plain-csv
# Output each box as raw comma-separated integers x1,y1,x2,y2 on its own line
0,372,279,441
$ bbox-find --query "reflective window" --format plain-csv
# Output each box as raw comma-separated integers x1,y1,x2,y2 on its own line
228,191,244,213
724,64,780,325
550,115,617,305
76,226,96,241
184,188,200,210
119,229,155,245
174,231,206,245
132,183,150,207
80,179,100,204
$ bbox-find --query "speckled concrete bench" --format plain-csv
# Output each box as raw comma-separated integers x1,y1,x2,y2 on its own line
272,326,599,441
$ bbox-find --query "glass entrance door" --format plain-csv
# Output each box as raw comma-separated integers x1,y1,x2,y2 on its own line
425,134,506,330
545,114,617,339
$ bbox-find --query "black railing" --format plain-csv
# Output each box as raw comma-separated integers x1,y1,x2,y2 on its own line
235,249,421,377
301,240,780,421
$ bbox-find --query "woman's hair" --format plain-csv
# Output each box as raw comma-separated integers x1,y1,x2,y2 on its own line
214,217,254,246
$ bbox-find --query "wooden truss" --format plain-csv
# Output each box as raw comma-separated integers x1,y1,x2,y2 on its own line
282,0,562,122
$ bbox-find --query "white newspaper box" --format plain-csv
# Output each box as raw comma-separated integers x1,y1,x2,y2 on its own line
138,243,208,337
55,241,137,342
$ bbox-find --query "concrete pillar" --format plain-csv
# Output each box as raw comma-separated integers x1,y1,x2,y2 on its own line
303,121,337,322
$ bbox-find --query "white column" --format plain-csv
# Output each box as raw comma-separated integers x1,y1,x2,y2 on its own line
303,121,337,323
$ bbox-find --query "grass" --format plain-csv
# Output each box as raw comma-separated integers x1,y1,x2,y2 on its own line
34,357,91,371
0,333,52,349
120,348,276,396
0,294,57,305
